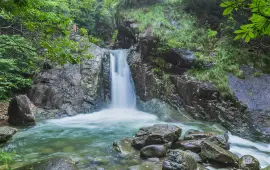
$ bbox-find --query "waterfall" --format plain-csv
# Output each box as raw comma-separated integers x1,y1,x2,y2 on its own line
110,50,136,108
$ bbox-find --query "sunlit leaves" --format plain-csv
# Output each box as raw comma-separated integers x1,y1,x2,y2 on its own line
221,0,270,42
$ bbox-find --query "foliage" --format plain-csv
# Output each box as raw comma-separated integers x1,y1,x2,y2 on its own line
112,30,119,44
220,0,270,42
0,151,15,169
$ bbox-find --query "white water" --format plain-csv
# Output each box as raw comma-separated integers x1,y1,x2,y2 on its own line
110,50,136,108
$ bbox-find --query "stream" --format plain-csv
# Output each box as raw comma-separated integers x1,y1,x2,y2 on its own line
2,50,270,169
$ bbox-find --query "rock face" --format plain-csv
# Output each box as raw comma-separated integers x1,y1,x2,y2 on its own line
0,126,17,143
15,157,78,170
239,155,260,170
28,44,110,119
140,145,167,159
132,124,182,149
162,150,197,170
200,140,239,167
8,95,35,126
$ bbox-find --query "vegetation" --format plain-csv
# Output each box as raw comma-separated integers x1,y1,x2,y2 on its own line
120,0,269,98
0,151,15,169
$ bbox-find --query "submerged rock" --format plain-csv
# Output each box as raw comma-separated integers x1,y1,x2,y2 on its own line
128,162,162,170
15,157,78,170
200,140,239,167
132,124,182,150
8,95,35,126
140,145,167,159
113,137,137,155
239,155,260,170
0,126,17,143
162,149,197,170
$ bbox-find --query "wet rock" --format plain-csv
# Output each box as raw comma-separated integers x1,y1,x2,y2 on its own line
8,95,36,126
113,137,137,155
0,126,17,143
146,158,160,162
239,155,260,170
183,129,215,140
140,145,167,159
200,141,239,167
171,140,202,153
207,133,230,150
15,157,78,170
185,150,202,163
162,49,196,69
28,44,110,118
162,149,197,170
128,162,162,170
132,124,182,150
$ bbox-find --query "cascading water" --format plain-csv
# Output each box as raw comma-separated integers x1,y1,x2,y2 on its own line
110,50,136,108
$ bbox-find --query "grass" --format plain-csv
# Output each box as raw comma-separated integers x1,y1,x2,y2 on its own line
120,1,269,99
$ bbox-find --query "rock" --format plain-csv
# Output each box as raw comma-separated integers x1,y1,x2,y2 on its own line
28,43,110,119
162,49,196,69
113,137,137,155
171,140,202,153
183,129,215,140
15,157,78,170
185,150,202,163
140,145,167,159
8,95,35,126
200,141,239,167
0,126,17,143
128,162,162,170
207,133,230,150
146,158,160,162
132,124,182,149
162,149,197,170
239,155,260,170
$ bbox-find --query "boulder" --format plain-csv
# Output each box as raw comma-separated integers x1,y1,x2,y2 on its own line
239,155,260,170
171,140,202,153
200,141,239,167
132,124,182,149
113,137,137,155
185,150,202,163
8,95,35,126
207,133,230,150
140,145,167,159
15,157,78,170
0,126,17,143
183,129,215,140
162,149,197,170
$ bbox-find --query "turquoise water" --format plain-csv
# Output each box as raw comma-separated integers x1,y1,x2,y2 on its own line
2,108,270,169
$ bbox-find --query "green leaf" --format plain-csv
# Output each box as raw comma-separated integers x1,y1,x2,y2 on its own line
223,7,233,15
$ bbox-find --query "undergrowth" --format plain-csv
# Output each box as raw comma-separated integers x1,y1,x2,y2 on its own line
120,1,268,99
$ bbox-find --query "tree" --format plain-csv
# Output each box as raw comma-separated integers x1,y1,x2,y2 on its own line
220,0,270,42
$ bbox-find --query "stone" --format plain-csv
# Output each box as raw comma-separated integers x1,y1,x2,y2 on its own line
239,155,260,170
8,95,35,126
113,137,137,155
183,129,215,140
28,43,110,118
15,157,78,170
185,150,202,163
171,140,202,153
128,162,162,170
200,141,239,167
162,149,197,170
140,145,167,159
132,124,182,150
146,158,160,162
0,126,17,143
207,133,230,150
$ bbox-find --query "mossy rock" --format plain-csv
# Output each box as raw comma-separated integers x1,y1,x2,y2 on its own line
113,137,138,155
239,155,260,170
